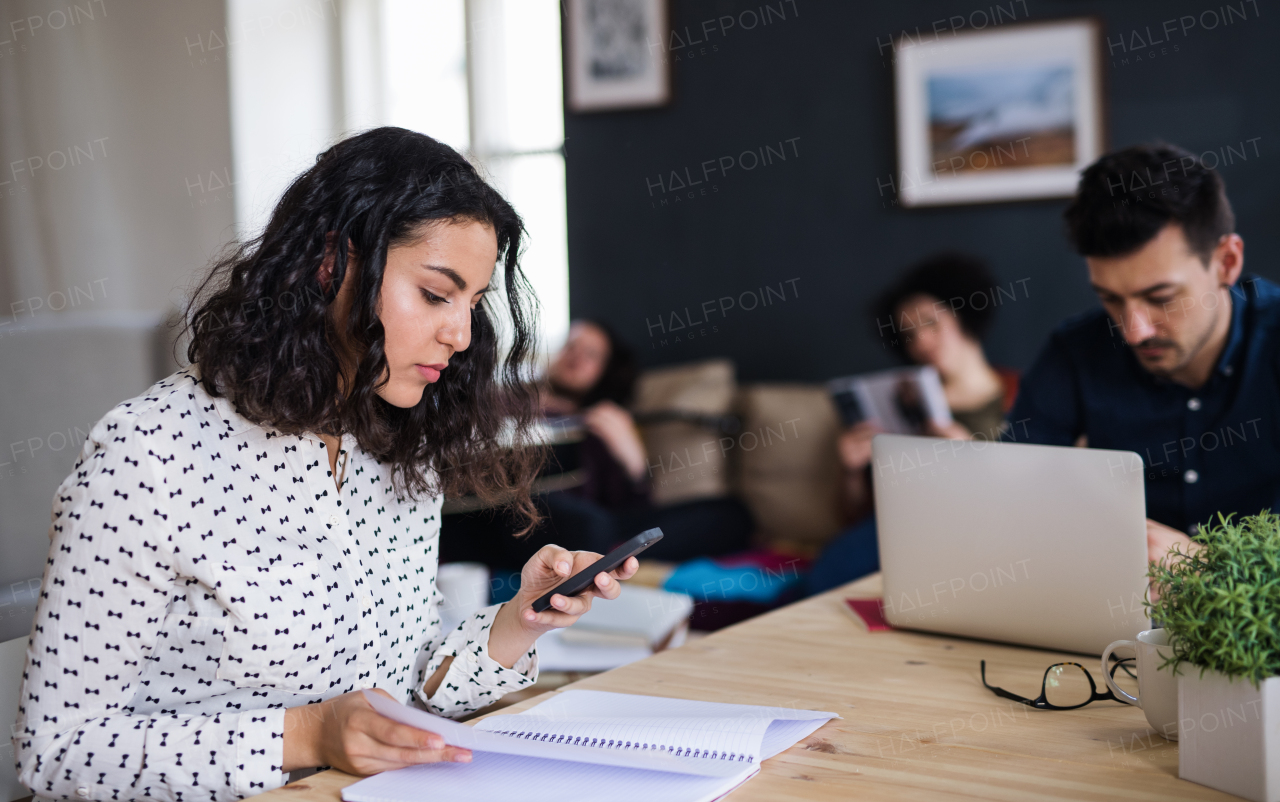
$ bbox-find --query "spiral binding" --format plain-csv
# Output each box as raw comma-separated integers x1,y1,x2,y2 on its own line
490,729,754,763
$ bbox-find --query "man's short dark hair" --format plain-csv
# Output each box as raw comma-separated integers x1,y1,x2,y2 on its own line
1064,142,1235,264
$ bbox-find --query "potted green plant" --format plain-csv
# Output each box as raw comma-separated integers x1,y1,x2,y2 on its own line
1146,511,1280,802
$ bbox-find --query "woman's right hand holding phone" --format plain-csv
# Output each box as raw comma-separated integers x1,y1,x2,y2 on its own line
283,688,471,775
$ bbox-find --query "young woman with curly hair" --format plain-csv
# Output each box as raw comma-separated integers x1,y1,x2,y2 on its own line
13,127,637,800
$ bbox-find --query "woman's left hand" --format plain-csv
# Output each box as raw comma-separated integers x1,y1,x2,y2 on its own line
514,544,639,633
486,545,639,668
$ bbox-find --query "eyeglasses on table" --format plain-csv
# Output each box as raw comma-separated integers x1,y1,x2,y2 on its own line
980,657,1136,711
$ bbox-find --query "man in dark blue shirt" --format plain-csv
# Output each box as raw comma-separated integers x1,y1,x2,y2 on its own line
1009,142,1276,566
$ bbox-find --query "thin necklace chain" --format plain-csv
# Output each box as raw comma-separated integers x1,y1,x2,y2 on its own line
335,441,350,492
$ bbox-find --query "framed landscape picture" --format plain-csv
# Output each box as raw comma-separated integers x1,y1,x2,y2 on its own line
565,0,670,112
893,18,1104,206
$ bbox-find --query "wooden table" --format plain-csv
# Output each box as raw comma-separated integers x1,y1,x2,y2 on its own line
255,574,1235,801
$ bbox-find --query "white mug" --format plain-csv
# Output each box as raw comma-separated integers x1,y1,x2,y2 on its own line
1101,628,1179,740
436,562,490,633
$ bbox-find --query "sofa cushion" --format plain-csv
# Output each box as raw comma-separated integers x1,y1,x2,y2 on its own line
734,384,842,556
632,359,736,505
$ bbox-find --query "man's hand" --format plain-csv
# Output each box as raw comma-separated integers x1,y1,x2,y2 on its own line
1147,518,1199,567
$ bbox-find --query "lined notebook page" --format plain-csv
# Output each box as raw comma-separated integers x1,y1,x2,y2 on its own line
341,749,759,802
345,690,837,802
473,690,838,767
474,715,771,763
512,689,838,724
361,690,740,777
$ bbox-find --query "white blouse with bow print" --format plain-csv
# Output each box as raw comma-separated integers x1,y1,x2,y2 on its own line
13,369,537,801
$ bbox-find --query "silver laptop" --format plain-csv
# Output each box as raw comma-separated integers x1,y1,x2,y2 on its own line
872,434,1149,655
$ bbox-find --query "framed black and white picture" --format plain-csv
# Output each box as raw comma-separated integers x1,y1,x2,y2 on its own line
565,0,670,112
893,18,1104,206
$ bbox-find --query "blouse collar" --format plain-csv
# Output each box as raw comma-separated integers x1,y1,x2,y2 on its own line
186,364,342,450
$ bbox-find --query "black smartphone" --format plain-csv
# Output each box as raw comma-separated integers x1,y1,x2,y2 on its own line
531,528,664,613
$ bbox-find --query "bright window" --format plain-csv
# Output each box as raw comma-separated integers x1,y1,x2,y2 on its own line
229,0,570,356
384,0,570,355
380,0,470,152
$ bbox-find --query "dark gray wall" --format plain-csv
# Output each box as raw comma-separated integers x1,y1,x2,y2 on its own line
564,0,1279,382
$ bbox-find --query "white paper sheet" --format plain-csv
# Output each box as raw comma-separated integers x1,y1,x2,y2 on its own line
361,690,742,778
344,690,837,802
340,749,759,802
478,690,838,762
475,715,771,764
532,627,654,672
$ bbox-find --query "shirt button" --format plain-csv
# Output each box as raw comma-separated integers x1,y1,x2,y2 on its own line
328,514,341,526
360,595,373,610
1185,470,1200,484
467,652,479,665
1224,365,1235,376
76,788,91,799
1187,398,1202,411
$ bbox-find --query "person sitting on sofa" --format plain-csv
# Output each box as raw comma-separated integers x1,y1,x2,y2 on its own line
440,320,754,573
1010,142,1279,567
807,253,1017,594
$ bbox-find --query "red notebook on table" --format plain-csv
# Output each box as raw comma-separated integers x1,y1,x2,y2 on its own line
844,598,892,631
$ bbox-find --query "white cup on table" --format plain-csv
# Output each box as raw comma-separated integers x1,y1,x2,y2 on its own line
437,562,490,633
1101,628,1180,740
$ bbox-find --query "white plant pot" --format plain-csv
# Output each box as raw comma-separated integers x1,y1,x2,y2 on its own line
1179,667,1280,801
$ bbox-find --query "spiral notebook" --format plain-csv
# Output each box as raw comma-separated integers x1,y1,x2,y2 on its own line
343,690,838,802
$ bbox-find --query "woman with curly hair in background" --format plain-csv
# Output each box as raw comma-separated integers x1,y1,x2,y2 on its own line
807,253,1018,595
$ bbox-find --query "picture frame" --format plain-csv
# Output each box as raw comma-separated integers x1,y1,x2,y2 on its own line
564,0,670,113
892,18,1104,207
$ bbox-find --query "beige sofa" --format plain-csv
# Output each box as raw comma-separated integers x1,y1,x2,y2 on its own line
633,359,844,558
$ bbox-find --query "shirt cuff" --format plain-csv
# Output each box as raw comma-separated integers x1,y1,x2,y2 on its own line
416,602,539,714
233,707,286,797
464,601,540,688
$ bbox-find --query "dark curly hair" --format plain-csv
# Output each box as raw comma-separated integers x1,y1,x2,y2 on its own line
574,320,638,408
874,252,998,359
185,127,544,532
1064,141,1235,263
